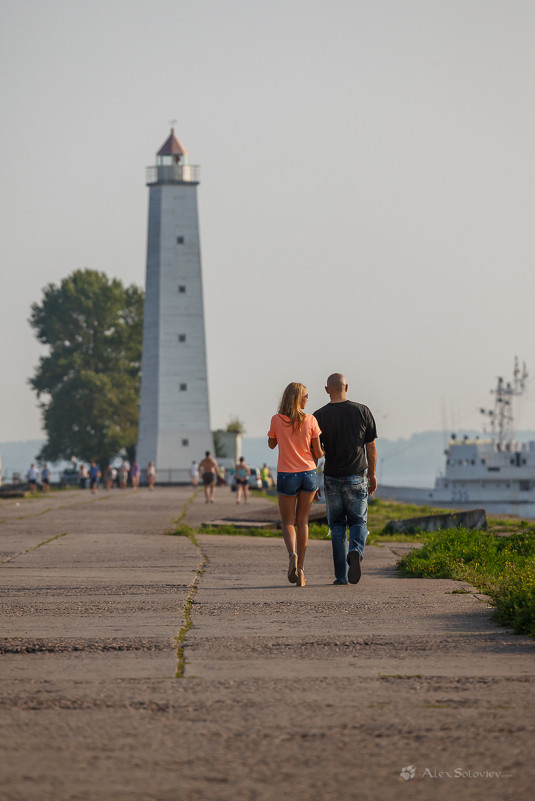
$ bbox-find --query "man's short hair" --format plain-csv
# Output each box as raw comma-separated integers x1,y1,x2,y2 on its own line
326,373,346,391
205,451,210,457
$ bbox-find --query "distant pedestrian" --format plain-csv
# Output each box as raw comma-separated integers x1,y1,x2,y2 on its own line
260,463,270,489
27,464,38,494
190,460,199,486
89,462,101,494
146,461,156,491
313,373,377,586
41,464,51,493
199,451,219,503
118,461,128,489
268,382,323,587
78,464,88,490
235,457,250,504
104,465,114,490
130,461,140,490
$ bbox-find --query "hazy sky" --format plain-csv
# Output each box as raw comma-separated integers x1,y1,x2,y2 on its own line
2,0,535,443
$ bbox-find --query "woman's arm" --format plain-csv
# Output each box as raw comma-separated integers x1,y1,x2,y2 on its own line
268,437,278,450
311,436,324,460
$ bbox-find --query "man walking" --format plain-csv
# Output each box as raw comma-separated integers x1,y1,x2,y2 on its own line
199,451,219,503
88,461,101,495
313,374,377,585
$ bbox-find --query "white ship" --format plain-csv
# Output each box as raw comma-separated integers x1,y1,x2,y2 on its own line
377,359,535,514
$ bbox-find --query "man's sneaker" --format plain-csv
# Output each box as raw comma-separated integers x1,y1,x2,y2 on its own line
288,552,298,584
333,579,348,585
348,551,362,584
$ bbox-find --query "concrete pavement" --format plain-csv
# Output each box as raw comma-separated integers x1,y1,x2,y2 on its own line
0,486,534,800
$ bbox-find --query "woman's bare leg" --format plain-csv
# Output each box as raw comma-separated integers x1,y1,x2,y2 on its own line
295,491,316,569
277,494,298,555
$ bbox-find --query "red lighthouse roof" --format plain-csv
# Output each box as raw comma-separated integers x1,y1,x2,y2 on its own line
157,129,189,157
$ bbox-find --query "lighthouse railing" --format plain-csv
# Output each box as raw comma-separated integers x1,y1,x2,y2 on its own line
146,164,200,185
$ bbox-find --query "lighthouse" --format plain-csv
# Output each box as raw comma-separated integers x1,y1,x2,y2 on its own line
137,129,213,482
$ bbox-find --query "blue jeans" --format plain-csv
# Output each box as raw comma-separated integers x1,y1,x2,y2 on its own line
324,475,369,583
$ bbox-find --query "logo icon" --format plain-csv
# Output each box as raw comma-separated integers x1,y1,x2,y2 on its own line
400,765,416,781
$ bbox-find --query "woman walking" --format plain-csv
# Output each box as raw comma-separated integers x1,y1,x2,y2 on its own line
130,461,140,490
146,461,156,491
268,383,323,587
235,456,250,504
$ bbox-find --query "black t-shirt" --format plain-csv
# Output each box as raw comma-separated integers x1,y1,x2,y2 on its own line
313,401,377,477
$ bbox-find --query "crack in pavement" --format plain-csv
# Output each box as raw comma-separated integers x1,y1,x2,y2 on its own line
1,532,68,565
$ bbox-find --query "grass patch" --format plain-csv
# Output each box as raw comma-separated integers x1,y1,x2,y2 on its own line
368,498,535,540
169,500,535,546
367,498,448,535
168,522,331,540
398,525,535,636
250,488,278,502
367,531,429,545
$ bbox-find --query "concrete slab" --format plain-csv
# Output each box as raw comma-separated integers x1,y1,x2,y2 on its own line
186,535,534,680
0,487,533,800
1,488,199,684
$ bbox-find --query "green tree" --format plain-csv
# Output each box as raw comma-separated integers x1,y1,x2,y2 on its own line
29,269,144,468
226,416,246,434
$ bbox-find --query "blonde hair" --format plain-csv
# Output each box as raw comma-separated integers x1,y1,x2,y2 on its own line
278,382,307,432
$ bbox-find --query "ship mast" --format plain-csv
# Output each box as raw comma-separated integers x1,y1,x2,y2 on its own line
480,357,528,449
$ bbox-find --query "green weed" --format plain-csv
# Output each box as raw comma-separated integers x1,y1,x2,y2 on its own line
398,526,535,637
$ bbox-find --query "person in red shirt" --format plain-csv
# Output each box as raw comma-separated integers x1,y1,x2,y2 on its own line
268,383,324,587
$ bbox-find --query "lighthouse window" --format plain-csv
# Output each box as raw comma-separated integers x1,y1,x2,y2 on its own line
178,285,186,293
179,383,187,391
182,438,189,447
177,236,184,244
178,334,186,343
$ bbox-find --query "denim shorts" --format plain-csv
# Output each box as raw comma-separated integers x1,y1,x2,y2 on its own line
277,469,318,496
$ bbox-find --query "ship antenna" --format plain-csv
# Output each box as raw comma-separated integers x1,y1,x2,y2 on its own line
481,358,528,449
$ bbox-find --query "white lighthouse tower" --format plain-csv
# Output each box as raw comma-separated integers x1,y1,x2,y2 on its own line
137,129,213,482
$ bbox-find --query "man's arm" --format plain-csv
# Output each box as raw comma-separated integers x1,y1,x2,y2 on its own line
365,440,377,494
